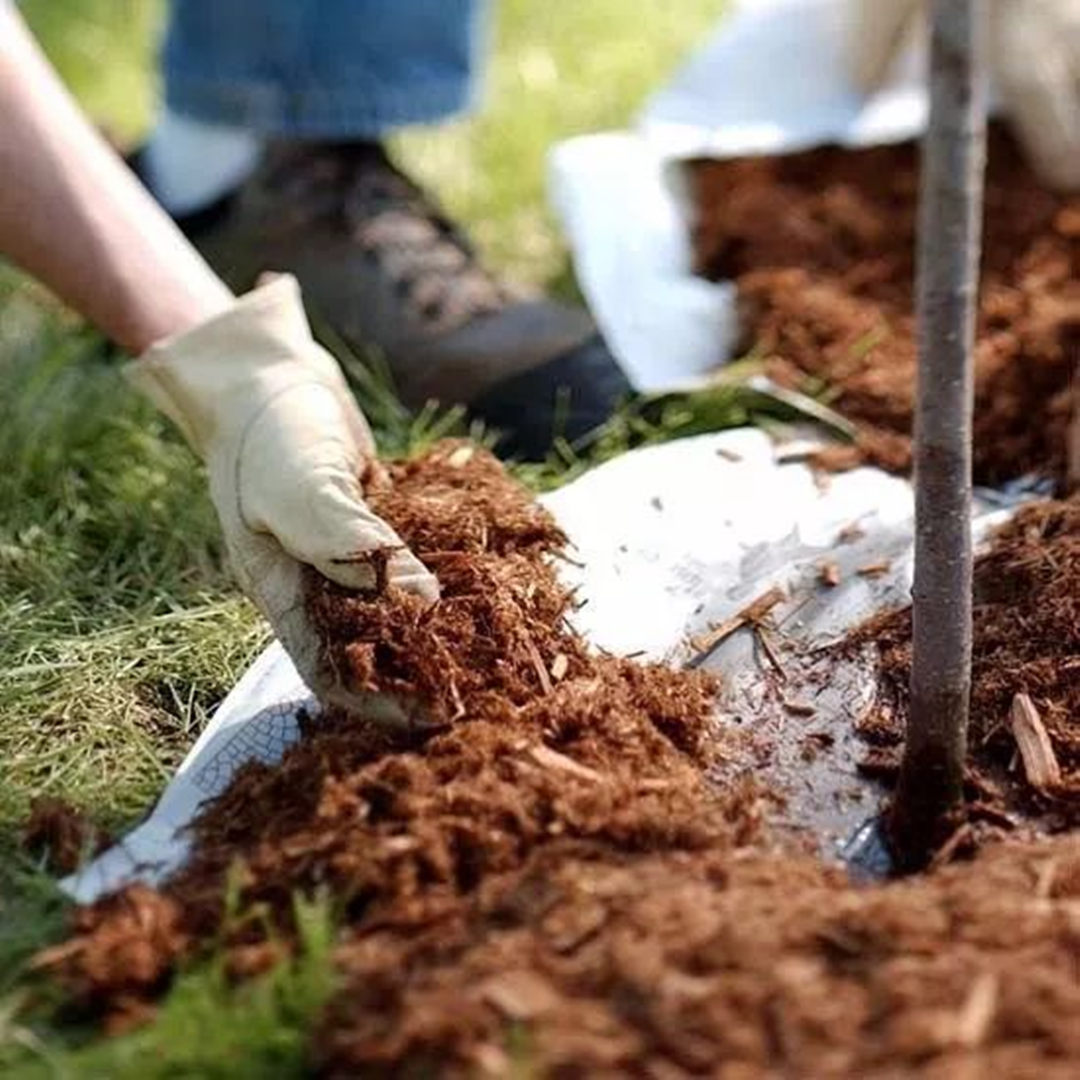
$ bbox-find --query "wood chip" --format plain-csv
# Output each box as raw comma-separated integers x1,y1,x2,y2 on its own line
754,627,787,678
687,586,786,658
445,445,475,468
529,744,603,784
954,972,999,1049
550,653,569,681
1053,204,1080,238
472,1044,510,1076
781,698,816,717
744,586,787,623
1009,693,1062,789
929,822,976,870
524,636,553,695
818,561,841,588
1034,858,1060,899
382,836,420,854
637,777,675,792
480,971,560,1020
715,447,743,462
856,560,891,577
967,801,1018,831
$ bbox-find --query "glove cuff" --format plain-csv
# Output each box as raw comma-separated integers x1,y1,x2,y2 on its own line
126,274,318,457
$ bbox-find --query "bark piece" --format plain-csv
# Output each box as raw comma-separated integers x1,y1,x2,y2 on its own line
954,972,999,1049
857,560,891,578
1008,693,1061,790
818,561,841,587
529,744,604,784
481,971,560,1020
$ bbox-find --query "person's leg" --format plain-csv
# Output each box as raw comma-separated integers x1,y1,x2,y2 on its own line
162,0,486,137
145,0,484,214
139,0,631,460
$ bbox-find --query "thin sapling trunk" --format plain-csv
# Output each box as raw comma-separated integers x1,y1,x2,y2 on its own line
889,0,987,870
1069,360,1080,493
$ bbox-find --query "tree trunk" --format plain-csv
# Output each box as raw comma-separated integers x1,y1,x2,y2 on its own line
889,0,987,871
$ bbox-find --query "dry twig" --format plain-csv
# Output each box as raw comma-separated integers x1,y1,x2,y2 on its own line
687,586,785,659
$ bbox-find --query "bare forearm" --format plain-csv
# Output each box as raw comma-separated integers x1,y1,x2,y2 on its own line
0,8,232,352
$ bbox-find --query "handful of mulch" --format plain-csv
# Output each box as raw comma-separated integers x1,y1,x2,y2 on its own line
855,497,1080,835
306,441,589,729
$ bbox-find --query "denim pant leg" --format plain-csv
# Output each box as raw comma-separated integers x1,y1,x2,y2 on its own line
163,0,488,137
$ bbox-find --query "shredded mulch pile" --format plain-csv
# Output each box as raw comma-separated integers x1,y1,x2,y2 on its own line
689,127,1080,485
35,446,1080,1075
855,498,1080,841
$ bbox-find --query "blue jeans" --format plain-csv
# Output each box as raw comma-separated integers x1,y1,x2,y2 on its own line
163,0,488,137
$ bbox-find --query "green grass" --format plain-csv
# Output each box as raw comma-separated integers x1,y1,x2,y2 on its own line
21,0,163,143
0,278,267,836
3,892,339,1079
1,1,730,1073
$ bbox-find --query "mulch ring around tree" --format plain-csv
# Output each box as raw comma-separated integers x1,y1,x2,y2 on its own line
851,497,1080,845
689,126,1080,487
32,444,1080,1076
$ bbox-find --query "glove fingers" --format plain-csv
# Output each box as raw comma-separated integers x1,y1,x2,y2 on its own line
236,382,438,601
254,462,438,601
309,516,440,604
235,531,431,719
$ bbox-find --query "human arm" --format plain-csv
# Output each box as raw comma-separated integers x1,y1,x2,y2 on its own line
0,5,231,350
0,7,439,708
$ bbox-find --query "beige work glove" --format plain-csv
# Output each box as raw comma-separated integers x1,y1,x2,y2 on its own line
128,274,439,713
844,0,1080,191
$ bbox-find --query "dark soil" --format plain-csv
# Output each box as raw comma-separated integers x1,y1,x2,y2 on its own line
689,127,1080,486
34,446,1080,1076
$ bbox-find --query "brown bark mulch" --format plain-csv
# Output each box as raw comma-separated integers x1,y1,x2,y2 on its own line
32,445,1080,1077
689,126,1080,487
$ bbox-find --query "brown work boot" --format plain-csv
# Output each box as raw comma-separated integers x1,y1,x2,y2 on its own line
135,141,631,459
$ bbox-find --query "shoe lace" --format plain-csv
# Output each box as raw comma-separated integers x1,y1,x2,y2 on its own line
270,143,508,333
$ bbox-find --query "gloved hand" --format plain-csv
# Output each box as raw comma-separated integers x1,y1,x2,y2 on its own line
127,274,439,713
844,0,1080,191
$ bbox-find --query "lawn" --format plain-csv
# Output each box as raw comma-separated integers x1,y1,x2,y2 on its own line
0,1,729,1074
